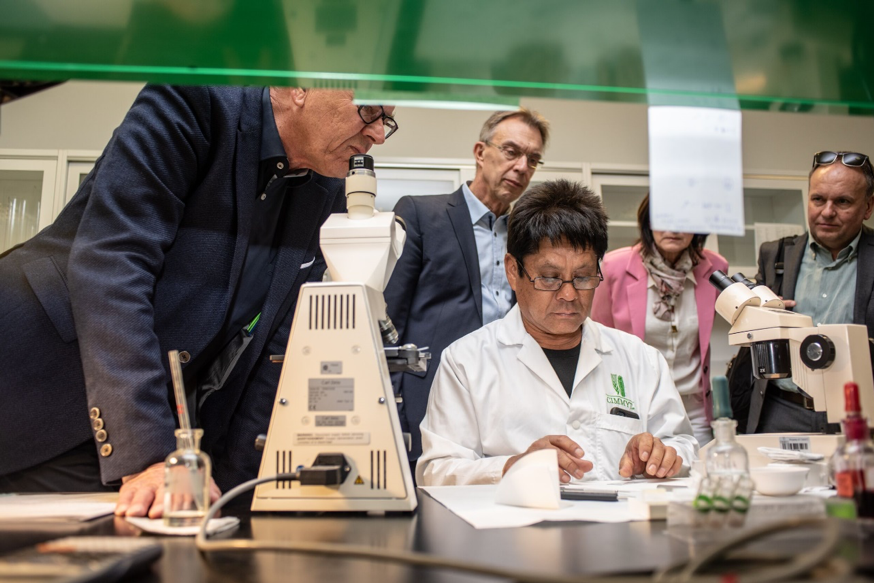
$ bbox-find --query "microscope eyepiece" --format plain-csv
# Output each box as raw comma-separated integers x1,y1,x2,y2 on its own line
730,272,756,289
709,270,734,292
349,154,374,172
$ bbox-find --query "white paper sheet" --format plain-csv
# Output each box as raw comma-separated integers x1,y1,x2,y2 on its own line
421,483,680,529
648,106,744,236
0,493,117,522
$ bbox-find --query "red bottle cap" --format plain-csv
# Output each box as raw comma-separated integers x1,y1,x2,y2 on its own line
844,382,861,414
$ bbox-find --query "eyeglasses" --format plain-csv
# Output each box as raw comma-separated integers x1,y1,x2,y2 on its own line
812,151,871,171
517,261,603,291
357,105,399,139
485,141,544,170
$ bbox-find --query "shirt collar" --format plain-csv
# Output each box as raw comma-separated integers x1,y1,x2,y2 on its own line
462,181,496,225
496,304,609,353
809,228,863,261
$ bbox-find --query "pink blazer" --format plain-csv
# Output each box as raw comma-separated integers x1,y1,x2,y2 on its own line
590,244,728,422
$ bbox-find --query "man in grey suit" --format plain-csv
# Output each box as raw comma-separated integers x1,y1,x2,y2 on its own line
740,151,874,433
383,109,550,473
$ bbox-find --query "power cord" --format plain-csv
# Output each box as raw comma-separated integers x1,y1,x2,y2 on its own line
654,517,850,583
196,475,848,583
195,473,645,583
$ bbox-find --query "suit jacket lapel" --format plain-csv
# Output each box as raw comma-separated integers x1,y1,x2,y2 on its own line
781,233,807,300
229,94,261,303
447,187,483,323
854,227,874,325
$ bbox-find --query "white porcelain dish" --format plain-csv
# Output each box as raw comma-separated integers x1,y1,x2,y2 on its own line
750,465,810,496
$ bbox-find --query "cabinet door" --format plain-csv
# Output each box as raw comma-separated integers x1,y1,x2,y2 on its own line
374,167,461,212
0,158,58,254
590,174,652,254
64,161,96,208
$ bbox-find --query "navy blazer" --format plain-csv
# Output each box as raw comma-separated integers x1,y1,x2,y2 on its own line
383,187,487,462
756,226,874,339
0,85,345,490
736,225,874,431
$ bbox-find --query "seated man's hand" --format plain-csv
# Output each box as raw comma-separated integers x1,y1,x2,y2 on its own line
503,435,594,483
115,462,222,518
618,433,683,478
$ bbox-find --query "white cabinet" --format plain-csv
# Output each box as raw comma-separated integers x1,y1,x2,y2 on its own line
590,171,808,275
0,153,59,254
374,164,461,212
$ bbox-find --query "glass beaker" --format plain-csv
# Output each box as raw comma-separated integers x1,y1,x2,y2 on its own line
163,428,211,527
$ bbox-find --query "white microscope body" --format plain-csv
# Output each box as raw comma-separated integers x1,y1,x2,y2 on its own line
704,271,874,472
252,155,418,512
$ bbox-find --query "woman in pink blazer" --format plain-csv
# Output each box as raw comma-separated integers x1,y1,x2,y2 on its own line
590,194,728,445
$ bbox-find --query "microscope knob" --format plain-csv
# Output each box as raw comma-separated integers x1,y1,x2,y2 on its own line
800,334,836,370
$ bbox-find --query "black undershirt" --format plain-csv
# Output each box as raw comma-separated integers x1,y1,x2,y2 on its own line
542,342,582,398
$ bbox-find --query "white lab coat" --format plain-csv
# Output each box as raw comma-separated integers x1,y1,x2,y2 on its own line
417,305,699,486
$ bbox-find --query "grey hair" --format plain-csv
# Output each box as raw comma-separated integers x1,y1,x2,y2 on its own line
478,108,550,149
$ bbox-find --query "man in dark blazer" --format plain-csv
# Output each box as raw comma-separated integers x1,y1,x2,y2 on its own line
737,151,874,433
383,109,550,473
0,84,397,517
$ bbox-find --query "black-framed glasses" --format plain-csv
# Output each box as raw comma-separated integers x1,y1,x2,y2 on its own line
517,260,603,291
485,141,544,170
812,151,871,171
357,105,399,139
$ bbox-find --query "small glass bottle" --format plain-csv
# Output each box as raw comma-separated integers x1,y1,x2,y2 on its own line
701,376,751,526
830,382,874,528
164,428,211,527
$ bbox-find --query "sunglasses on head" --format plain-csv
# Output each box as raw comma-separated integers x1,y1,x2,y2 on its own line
812,151,871,170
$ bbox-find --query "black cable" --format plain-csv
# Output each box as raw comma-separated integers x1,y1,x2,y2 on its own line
197,475,847,583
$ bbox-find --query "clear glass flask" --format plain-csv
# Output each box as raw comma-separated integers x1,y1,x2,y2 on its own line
163,428,211,527
696,377,751,527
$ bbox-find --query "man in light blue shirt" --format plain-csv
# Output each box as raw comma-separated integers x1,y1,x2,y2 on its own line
745,151,874,433
384,109,550,474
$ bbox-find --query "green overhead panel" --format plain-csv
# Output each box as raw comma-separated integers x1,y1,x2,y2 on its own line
1,0,873,115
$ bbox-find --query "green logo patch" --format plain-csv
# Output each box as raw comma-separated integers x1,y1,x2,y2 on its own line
611,374,626,397
607,374,635,410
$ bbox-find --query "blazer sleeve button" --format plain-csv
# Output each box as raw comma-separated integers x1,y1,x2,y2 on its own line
100,444,113,457
178,351,191,364
92,418,105,431
95,429,108,443
89,407,101,419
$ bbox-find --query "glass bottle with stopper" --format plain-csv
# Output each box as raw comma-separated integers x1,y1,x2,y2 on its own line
163,350,212,527
694,376,752,526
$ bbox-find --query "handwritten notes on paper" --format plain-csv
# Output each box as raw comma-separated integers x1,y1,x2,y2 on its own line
648,106,744,236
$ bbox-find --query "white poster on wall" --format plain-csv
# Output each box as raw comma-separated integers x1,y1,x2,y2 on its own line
648,106,744,236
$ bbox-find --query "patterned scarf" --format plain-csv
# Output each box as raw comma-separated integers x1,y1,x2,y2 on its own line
642,247,693,321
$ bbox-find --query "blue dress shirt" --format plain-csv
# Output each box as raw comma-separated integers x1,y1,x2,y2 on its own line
462,182,513,325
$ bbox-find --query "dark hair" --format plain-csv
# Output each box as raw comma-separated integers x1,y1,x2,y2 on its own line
807,154,874,199
507,179,608,263
635,193,706,264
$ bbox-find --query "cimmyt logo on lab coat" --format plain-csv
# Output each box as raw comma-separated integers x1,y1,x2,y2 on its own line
607,374,636,410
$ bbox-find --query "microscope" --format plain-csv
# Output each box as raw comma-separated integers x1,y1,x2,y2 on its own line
704,270,874,467
251,154,426,512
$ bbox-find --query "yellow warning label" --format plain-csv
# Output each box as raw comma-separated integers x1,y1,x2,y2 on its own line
354,475,364,485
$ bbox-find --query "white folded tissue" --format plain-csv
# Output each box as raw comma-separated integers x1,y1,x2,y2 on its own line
125,516,240,536
495,449,562,510
757,447,824,462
